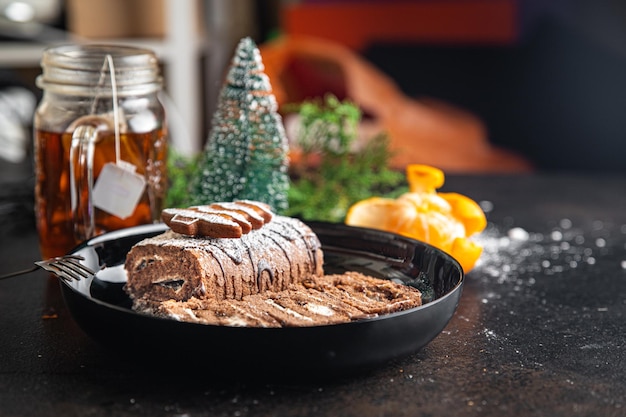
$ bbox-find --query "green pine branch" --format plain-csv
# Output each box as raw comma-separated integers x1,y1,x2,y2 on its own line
285,95,405,222
164,150,197,209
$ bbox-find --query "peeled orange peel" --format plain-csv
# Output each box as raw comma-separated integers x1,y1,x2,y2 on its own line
345,164,486,273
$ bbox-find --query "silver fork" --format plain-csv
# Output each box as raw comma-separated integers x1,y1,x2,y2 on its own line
0,255,96,282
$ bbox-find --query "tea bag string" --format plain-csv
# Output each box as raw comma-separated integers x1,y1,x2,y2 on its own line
107,54,122,165
93,54,122,165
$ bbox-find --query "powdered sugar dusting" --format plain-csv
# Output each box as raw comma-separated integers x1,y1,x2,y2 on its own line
472,200,626,285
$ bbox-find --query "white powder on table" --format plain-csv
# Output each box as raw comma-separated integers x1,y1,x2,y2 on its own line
470,200,626,285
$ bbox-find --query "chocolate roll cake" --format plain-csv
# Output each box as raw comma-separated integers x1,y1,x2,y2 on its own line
124,214,324,303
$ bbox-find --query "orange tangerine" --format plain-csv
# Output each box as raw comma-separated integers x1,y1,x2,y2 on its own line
404,211,464,251
450,237,484,272
345,164,487,273
439,192,487,236
399,191,451,214
345,197,416,234
406,164,445,193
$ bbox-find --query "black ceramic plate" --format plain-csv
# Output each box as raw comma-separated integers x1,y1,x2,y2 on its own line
60,222,464,379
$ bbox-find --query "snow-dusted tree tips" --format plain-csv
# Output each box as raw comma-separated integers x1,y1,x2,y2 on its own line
190,37,290,212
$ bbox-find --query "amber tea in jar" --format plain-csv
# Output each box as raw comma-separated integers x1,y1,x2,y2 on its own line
34,45,168,259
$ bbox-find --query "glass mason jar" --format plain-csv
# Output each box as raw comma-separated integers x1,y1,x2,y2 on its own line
34,44,168,259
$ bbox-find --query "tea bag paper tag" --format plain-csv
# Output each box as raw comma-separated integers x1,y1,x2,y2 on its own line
93,162,146,219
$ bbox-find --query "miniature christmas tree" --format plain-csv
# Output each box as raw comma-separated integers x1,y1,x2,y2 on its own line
190,37,289,212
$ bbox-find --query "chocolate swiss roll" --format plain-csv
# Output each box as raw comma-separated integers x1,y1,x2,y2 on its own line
124,215,324,304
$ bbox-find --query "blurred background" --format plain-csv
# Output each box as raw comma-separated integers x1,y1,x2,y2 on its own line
2,0,626,174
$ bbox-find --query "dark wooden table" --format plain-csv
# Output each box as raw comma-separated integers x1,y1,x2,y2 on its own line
1,163,625,416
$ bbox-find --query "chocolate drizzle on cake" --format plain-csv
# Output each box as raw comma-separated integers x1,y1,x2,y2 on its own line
256,259,274,293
